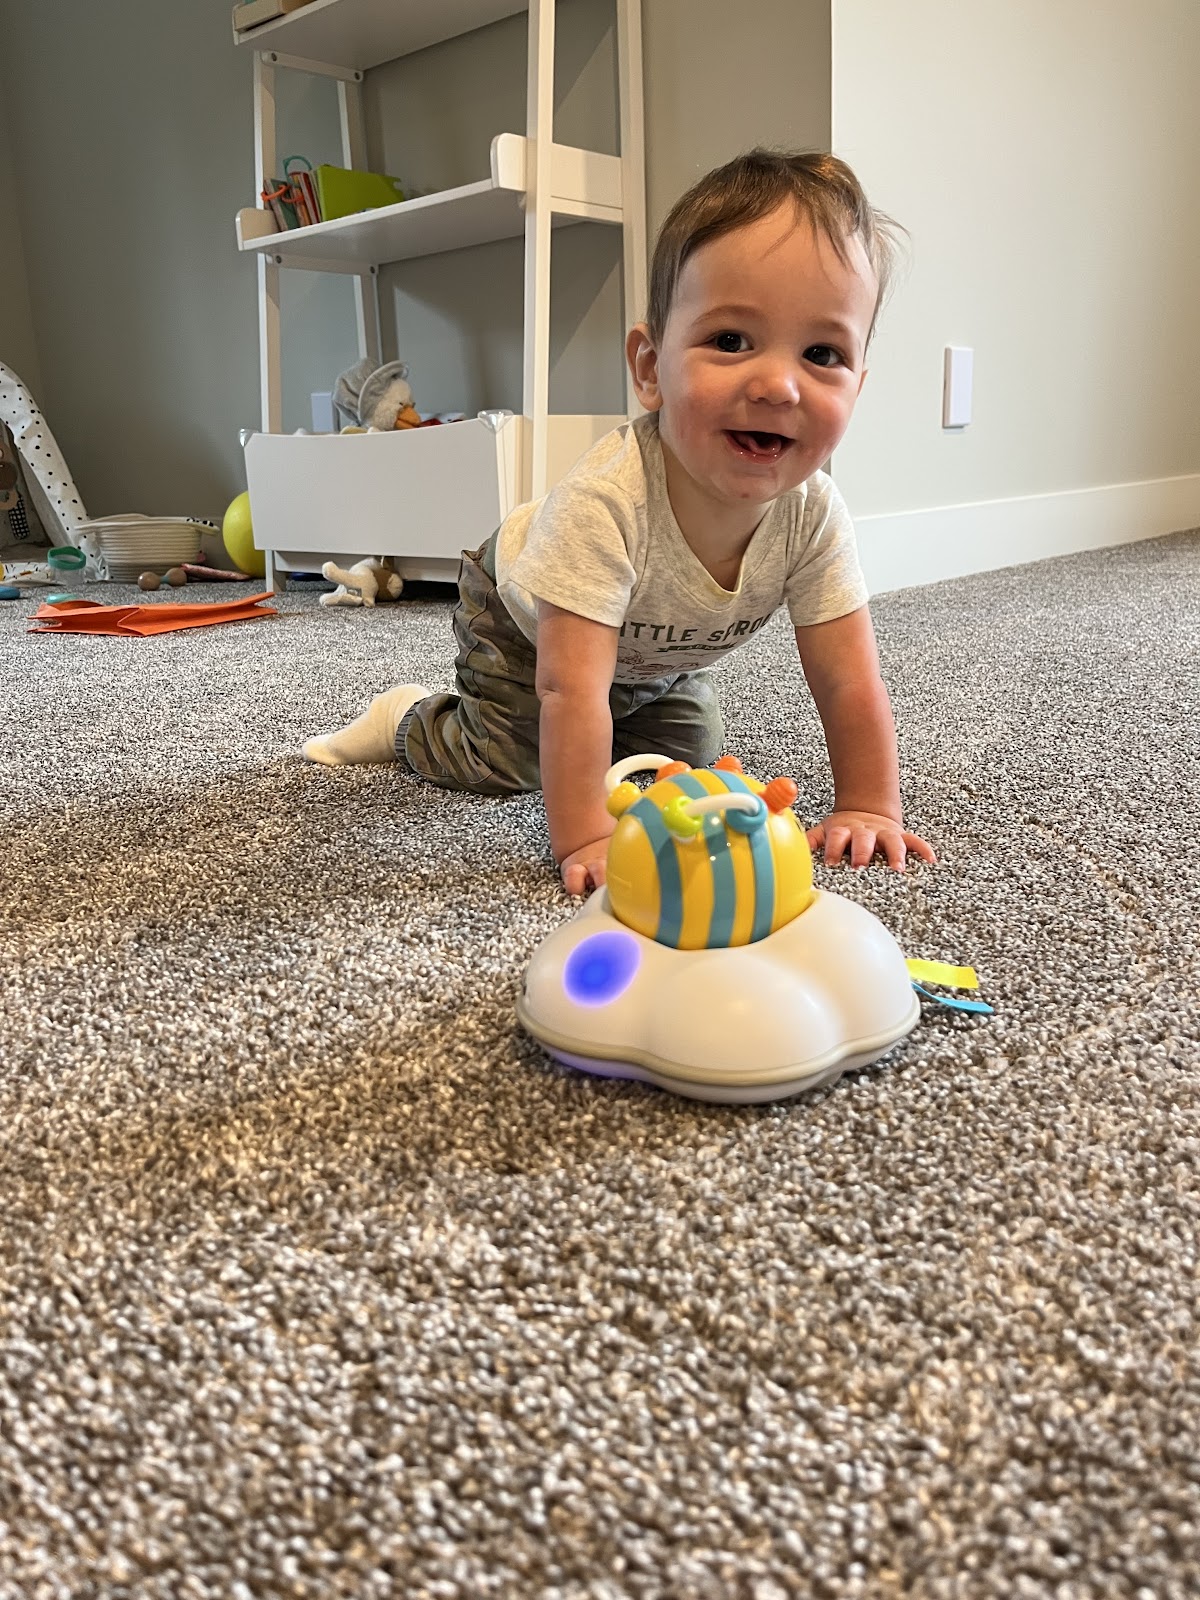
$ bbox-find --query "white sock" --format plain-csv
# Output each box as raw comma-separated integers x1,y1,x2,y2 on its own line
303,684,429,766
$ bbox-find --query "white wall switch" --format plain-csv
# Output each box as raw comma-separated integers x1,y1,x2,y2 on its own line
942,346,973,428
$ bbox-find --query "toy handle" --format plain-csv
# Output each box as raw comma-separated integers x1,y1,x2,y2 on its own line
679,793,761,820
603,753,674,794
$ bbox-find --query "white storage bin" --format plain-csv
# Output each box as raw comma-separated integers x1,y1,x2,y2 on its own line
244,412,519,583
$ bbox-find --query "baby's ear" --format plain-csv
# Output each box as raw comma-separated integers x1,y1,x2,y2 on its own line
625,324,663,412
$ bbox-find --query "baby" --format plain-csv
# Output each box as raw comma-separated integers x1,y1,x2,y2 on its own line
305,147,936,893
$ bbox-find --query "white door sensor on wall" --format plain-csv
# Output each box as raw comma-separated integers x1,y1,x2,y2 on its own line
942,346,973,428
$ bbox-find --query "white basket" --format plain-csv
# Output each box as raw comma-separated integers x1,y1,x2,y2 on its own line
78,515,208,581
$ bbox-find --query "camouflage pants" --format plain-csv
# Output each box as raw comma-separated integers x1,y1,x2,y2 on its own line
398,531,724,795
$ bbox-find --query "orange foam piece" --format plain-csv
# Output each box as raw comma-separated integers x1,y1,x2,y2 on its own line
28,593,277,637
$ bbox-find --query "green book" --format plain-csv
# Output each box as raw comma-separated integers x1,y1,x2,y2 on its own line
262,178,303,230
315,166,406,222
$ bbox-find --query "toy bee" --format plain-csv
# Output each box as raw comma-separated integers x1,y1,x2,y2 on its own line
603,754,814,950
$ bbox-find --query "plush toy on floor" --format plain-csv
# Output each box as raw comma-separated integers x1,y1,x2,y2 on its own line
319,556,404,608
518,752,921,1104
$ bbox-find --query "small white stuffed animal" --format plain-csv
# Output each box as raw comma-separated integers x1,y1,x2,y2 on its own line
319,556,404,608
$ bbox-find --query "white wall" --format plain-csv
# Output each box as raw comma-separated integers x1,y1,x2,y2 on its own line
831,0,1200,591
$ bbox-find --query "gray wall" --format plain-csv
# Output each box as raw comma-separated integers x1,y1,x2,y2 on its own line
0,0,830,521
642,0,831,236
0,77,43,395
0,0,257,520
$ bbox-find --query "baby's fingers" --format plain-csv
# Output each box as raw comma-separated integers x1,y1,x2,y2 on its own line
853,823,906,869
876,827,939,871
561,862,589,896
850,828,884,869
562,860,602,896
560,858,607,897
904,831,938,865
818,824,854,865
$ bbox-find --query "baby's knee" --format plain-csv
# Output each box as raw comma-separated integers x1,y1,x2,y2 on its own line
403,693,541,795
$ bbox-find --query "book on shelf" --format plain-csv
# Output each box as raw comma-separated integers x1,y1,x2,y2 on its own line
315,165,406,222
255,157,407,233
261,179,304,231
284,157,322,227
232,0,312,34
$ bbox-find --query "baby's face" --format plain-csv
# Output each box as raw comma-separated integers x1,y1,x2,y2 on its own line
646,202,878,520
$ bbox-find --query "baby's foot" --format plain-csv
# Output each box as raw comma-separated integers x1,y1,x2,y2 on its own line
303,684,428,766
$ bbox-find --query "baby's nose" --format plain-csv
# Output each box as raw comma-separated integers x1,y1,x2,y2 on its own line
746,358,801,405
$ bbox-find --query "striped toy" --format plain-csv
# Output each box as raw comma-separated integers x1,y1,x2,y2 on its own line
604,755,814,950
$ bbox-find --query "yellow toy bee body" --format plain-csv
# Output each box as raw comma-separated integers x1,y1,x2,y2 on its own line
606,764,814,950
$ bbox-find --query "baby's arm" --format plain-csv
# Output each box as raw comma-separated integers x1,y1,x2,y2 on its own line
794,606,936,871
536,600,621,894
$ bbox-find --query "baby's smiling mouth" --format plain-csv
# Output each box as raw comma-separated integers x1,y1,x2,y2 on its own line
727,429,793,462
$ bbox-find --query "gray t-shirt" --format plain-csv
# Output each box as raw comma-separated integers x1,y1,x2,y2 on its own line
495,412,868,684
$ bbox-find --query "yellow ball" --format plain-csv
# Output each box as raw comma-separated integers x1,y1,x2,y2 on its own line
221,491,264,578
606,780,641,818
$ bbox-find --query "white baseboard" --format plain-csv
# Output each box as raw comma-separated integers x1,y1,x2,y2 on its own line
852,473,1200,596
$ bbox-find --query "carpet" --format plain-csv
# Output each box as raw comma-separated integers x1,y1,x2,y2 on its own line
1,530,1198,1598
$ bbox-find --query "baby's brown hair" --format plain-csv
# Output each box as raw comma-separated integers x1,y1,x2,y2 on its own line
645,148,904,348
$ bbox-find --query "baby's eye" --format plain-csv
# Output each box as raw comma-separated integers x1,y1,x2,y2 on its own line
804,345,844,369
711,330,748,353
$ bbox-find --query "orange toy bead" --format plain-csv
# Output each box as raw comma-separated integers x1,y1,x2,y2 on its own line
762,776,799,813
658,760,689,780
712,754,744,773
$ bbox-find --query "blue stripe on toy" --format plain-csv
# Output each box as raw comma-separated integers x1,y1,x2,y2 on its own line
745,819,776,943
670,772,737,948
716,770,775,941
668,775,709,801
714,769,755,799
630,795,683,947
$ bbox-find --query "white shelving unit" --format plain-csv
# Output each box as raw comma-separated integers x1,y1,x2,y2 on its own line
233,0,646,589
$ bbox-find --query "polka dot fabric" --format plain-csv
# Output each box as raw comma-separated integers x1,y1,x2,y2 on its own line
0,360,87,547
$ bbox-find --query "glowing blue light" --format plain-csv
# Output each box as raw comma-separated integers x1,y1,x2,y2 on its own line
564,931,641,1007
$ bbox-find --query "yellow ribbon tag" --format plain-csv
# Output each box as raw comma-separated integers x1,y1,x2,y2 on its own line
905,958,979,990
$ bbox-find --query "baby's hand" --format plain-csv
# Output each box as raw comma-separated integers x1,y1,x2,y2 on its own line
559,838,611,897
807,811,937,872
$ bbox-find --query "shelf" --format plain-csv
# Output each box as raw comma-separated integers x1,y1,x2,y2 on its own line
234,0,528,70
238,0,645,564
240,178,526,266
236,133,623,267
